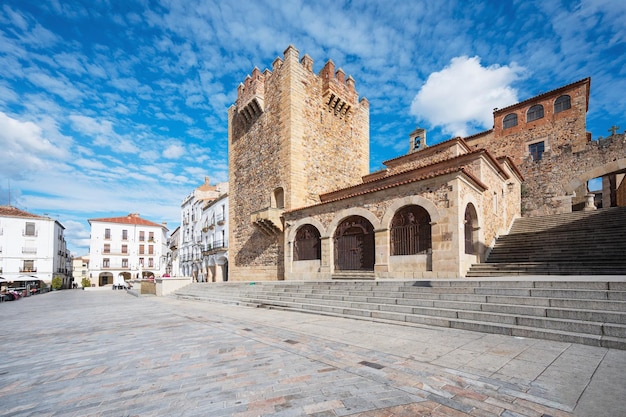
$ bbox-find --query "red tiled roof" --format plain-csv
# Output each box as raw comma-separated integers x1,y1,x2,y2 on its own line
0,205,47,219
88,213,166,229
286,165,487,214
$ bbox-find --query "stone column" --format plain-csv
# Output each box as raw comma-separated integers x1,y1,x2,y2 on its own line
374,229,389,277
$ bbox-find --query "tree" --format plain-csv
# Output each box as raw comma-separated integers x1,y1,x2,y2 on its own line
51,276,63,290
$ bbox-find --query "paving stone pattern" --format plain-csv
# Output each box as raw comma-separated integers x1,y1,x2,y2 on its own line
1,290,624,416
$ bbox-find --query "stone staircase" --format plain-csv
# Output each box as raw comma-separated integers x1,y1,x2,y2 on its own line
173,279,626,350
466,207,626,277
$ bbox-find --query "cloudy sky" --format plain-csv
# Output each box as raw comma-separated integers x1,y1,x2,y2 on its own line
1,0,624,255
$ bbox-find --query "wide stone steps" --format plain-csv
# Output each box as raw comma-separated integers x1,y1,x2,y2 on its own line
467,207,626,276
507,206,626,234
173,280,626,350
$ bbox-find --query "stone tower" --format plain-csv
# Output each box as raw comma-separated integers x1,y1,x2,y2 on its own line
228,45,370,281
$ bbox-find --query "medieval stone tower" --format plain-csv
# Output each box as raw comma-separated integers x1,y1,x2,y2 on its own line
228,45,370,281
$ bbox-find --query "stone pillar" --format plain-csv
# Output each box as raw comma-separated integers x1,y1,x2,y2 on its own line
374,229,389,276
320,236,332,276
584,193,597,211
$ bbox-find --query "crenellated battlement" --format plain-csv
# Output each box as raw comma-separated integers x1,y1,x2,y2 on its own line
236,67,267,123
236,45,366,123
319,60,359,118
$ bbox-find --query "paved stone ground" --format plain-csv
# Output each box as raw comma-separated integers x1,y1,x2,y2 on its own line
1,290,624,416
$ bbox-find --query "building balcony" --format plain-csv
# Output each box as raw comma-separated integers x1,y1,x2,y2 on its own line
201,240,228,256
250,207,283,236
20,268,37,273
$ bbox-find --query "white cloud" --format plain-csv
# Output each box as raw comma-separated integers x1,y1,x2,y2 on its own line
410,56,525,137
163,142,186,159
0,111,67,177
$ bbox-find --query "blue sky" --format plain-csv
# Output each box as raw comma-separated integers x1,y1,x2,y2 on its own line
0,0,624,256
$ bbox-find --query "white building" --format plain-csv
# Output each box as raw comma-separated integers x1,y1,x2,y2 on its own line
88,213,168,287
200,193,229,282
179,177,227,280
72,255,89,287
0,205,70,287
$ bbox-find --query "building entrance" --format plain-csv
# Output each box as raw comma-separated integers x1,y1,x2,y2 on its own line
334,216,375,271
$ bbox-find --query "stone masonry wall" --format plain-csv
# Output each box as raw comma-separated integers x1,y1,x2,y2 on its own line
465,78,596,217
228,46,370,281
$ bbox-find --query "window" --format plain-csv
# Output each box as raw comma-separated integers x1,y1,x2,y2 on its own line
527,105,544,122
103,244,111,254
148,232,154,242
104,228,111,239
139,257,144,267
148,258,154,268
272,187,285,209
529,141,545,161
148,245,154,255
25,222,36,236
139,244,145,254
554,95,571,113
390,205,432,255
122,244,128,254
22,260,35,272
293,225,321,261
139,231,145,241
122,229,128,240
103,258,110,268
122,258,128,268
503,113,518,129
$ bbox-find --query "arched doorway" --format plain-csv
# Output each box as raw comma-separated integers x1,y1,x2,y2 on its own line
222,260,229,282
334,216,375,271
464,203,479,255
99,272,113,286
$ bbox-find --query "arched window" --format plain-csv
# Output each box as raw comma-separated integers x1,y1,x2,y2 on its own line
293,225,321,261
554,95,571,113
464,203,478,255
271,187,284,209
503,113,518,129
527,105,544,122
390,205,431,255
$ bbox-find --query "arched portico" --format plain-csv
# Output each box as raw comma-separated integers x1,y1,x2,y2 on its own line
333,215,375,271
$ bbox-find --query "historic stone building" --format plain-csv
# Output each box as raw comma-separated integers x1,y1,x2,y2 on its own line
228,45,370,281
464,78,626,216
227,46,624,281
228,46,521,280
284,138,522,279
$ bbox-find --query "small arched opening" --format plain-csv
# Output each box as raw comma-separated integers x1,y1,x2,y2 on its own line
464,203,479,255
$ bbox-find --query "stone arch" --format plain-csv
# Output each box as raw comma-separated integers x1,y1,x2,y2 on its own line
389,205,432,255
382,195,440,228
328,207,381,232
287,217,326,242
293,224,322,261
565,158,626,194
333,215,375,271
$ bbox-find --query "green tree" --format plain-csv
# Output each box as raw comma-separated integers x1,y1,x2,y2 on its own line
81,277,91,288
51,276,63,290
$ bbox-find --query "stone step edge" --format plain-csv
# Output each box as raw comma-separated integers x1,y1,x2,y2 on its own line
257,303,626,350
